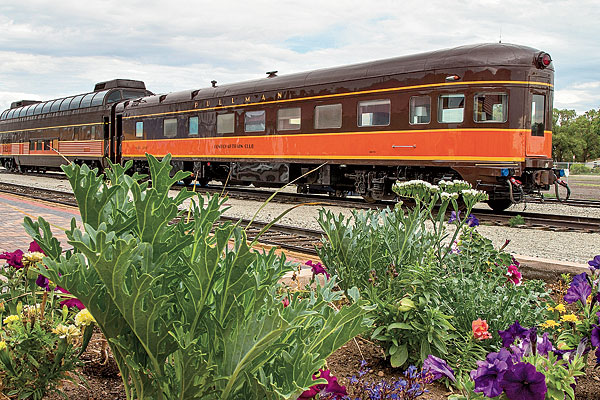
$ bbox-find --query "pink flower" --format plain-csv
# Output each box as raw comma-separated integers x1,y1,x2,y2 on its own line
507,265,522,286
0,249,24,269
28,241,44,254
306,260,330,279
298,369,347,399
282,297,290,307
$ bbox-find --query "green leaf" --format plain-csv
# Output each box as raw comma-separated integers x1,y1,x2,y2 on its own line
390,344,408,367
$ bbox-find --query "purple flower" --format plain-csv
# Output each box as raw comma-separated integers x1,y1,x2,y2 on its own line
422,354,456,382
56,287,85,310
591,326,600,348
537,332,554,357
448,210,461,224
36,274,49,290
500,362,547,400
305,260,330,279
0,249,24,269
596,347,600,365
466,214,480,227
298,369,347,399
589,255,600,269
564,273,591,306
470,349,512,397
498,321,530,348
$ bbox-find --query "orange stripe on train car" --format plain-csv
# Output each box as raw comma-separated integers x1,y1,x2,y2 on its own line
122,128,545,161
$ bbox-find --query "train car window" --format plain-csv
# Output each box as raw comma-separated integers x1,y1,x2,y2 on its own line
136,121,144,138
358,99,390,127
90,90,109,107
314,104,342,129
438,94,464,123
277,108,301,131
6,109,16,119
29,141,35,151
531,94,545,137
50,99,62,112
0,110,6,120
409,96,431,124
217,113,235,134
59,97,75,111
44,140,51,150
474,93,507,123
245,110,266,132
163,118,178,138
33,103,44,115
80,93,96,108
69,95,85,110
106,91,122,105
189,116,199,136
42,101,55,114
18,106,30,117
26,105,37,116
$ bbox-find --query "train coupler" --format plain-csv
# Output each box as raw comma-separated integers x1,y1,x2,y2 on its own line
554,179,571,202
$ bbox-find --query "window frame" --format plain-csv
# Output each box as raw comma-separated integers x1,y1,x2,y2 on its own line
163,118,178,138
531,94,546,137
357,99,391,127
244,110,266,133
217,113,235,134
409,95,431,125
314,103,343,129
437,94,465,124
188,116,199,136
135,121,144,138
277,107,302,131
473,92,508,123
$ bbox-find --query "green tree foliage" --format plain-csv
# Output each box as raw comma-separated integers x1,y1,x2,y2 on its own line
23,155,373,400
553,108,600,162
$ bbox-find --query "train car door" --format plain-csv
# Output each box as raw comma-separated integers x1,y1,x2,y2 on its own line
115,114,123,164
525,90,549,157
109,104,123,164
103,116,110,162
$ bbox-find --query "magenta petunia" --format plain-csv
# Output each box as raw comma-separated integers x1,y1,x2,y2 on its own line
28,241,45,254
506,265,522,286
298,369,347,399
500,362,547,400
305,260,330,279
0,249,24,269
55,287,85,310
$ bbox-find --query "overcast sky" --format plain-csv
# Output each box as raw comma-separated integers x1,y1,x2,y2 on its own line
1,0,598,114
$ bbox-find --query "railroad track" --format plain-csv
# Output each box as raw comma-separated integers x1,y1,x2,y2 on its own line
528,197,600,209
0,181,598,238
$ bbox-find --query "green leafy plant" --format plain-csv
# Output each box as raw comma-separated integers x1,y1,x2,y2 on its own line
508,215,525,227
24,155,373,400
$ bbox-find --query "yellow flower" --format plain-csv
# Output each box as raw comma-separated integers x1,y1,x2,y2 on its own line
22,304,42,317
74,309,95,327
546,304,554,312
554,304,566,313
561,314,579,323
540,319,560,329
0,341,6,351
3,315,20,325
52,324,80,343
22,252,45,267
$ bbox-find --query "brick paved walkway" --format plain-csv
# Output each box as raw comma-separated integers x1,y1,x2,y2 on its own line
0,192,80,254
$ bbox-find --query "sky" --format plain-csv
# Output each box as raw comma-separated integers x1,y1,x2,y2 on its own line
1,0,598,114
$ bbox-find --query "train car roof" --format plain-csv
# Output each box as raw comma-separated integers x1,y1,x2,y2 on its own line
148,43,551,105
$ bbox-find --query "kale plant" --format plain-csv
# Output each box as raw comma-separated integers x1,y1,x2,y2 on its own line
24,154,373,400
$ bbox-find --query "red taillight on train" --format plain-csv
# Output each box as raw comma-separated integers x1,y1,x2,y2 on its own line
536,52,552,69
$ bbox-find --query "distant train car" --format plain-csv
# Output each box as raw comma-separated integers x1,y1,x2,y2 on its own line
0,43,559,211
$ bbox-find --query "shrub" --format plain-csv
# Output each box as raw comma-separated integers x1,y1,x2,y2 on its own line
25,155,373,400
569,163,591,175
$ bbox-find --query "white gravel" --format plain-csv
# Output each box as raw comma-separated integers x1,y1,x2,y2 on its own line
1,171,599,265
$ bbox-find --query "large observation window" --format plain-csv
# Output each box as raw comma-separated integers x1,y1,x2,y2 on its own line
474,93,507,123
25,105,36,116
59,97,75,111
69,95,85,110
33,103,44,115
91,90,109,107
358,99,390,127
42,101,55,113
79,93,96,108
106,91,122,104
314,104,342,129
438,94,465,123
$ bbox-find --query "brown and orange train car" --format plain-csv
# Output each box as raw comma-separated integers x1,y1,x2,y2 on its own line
0,43,562,211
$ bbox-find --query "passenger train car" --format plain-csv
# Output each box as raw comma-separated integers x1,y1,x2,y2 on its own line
0,43,558,211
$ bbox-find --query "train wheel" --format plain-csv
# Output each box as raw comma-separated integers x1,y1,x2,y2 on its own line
487,199,513,212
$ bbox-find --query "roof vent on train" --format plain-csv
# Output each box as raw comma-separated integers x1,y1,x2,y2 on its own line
10,100,41,109
94,79,147,91
266,71,278,78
